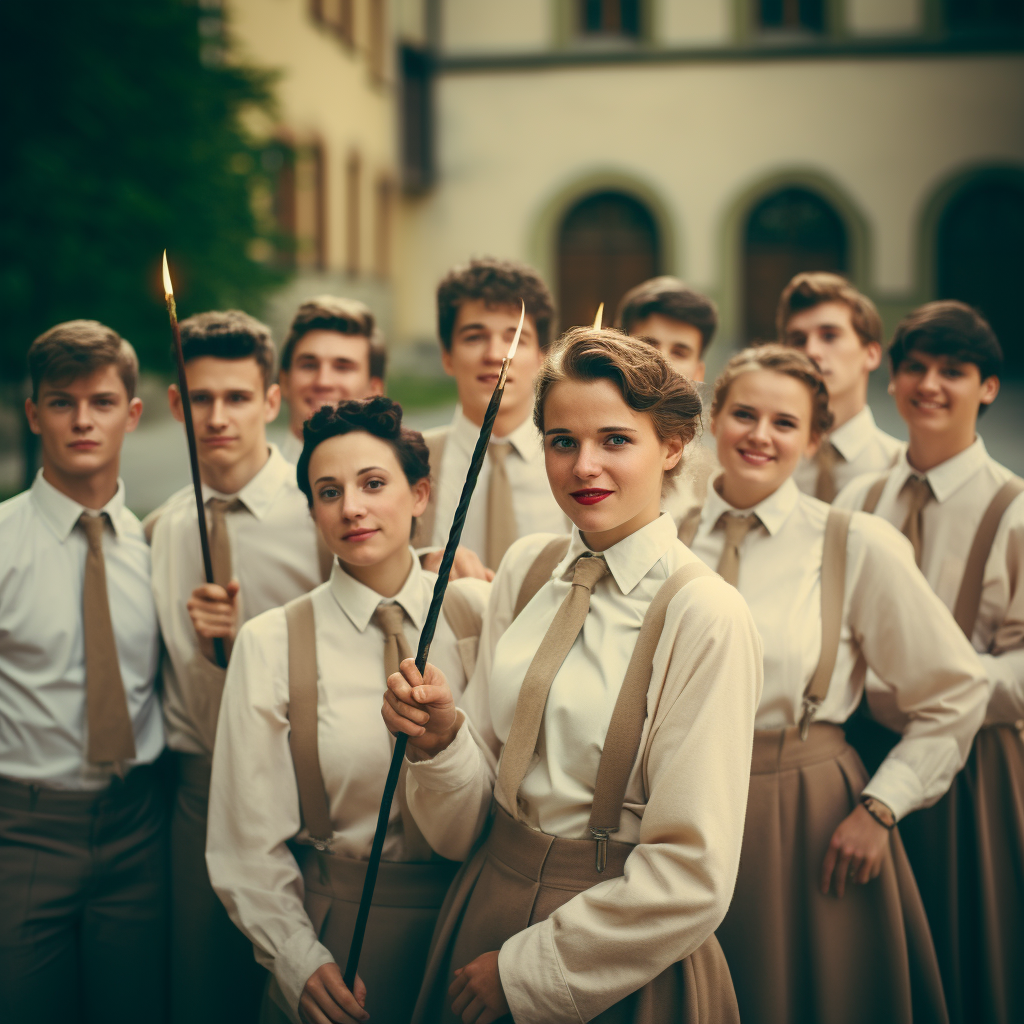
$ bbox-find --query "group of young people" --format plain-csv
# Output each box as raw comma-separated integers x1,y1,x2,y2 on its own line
0,256,1020,1024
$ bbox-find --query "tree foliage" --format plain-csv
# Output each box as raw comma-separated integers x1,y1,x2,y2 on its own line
0,0,285,384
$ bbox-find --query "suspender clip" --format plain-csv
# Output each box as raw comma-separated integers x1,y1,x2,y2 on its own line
589,826,618,873
799,698,820,742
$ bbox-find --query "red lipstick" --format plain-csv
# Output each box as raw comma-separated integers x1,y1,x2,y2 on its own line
570,489,613,505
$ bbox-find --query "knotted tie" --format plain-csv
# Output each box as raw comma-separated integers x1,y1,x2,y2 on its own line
901,476,934,567
372,603,432,859
814,440,844,503
716,512,760,587
486,443,517,572
205,497,243,661
497,555,610,818
79,513,136,770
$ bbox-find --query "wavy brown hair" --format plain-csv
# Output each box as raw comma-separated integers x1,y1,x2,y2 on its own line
711,344,833,440
533,327,703,482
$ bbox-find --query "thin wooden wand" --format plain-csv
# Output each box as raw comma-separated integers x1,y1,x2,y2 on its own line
343,301,526,990
162,251,227,669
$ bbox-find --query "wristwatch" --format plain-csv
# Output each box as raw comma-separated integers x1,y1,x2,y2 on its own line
860,795,896,830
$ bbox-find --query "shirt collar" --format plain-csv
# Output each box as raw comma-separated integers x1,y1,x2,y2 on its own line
829,406,877,462
452,407,542,462
31,469,128,541
553,512,678,596
201,444,290,520
328,549,427,633
702,474,800,537
891,436,989,504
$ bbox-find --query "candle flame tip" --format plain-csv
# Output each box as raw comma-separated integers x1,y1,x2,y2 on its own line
161,250,174,299
506,300,525,362
593,302,604,330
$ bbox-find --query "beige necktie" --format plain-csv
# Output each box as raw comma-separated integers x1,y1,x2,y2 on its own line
372,603,432,859
79,514,136,770
814,440,843,503
716,512,760,587
207,497,243,588
901,476,934,567
497,555,610,818
486,443,517,572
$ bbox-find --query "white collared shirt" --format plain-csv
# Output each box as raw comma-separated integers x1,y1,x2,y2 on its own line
148,445,323,755
837,437,1024,725
406,514,763,1024
793,405,904,500
0,471,163,789
206,556,488,1013
690,476,986,820
425,408,569,560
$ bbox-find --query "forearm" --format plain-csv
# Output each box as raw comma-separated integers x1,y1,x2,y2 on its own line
981,649,1024,725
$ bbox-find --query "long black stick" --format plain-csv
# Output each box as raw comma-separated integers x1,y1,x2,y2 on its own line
163,252,227,669
343,308,522,989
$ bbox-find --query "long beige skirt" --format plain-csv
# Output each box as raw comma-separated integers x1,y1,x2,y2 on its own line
716,723,948,1024
261,848,457,1024
412,804,739,1024
898,723,1024,1024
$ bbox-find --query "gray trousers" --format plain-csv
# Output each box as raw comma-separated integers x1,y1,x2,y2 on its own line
0,764,168,1024
170,751,266,1024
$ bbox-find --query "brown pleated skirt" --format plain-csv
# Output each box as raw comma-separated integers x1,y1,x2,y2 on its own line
898,723,1024,1024
261,849,457,1024
716,723,948,1024
412,804,739,1024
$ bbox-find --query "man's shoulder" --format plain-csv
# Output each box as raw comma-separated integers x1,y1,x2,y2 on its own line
144,485,197,543
0,488,33,528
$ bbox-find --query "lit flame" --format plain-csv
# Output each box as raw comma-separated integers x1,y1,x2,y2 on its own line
593,302,604,330
162,250,174,299
506,301,525,362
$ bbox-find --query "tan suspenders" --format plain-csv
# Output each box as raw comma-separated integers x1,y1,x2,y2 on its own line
410,428,449,550
283,581,483,852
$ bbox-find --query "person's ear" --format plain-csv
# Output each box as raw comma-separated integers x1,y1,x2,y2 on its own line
805,433,822,459
24,398,42,436
277,370,292,403
865,342,883,374
693,361,706,383
980,375,1000,407
125,397,144,434
168,384,185,423
887,379,895,396
264,383,282,422
663,435,684,474
411,477,430,518
439,345,455,378
368,376,385,397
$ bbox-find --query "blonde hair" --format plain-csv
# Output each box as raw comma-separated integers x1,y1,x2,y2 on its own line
533,327,703,481
711,344,833,440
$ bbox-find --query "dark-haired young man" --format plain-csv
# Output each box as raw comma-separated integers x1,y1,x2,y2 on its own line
0,321,166,1022
147,310,327,1023
835,301,1023,1024
277,295,386,463
617,276,721,540
414,257,569,581
779,272,903,502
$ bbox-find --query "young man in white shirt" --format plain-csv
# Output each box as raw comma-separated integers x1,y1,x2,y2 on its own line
779,272,903,501
413,257,569,580
276,295,385,463
147,310,325,1023
835,301,1024,1024
616,276,721,536
0,321,165,1023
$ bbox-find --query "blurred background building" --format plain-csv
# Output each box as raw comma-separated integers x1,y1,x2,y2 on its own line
3,0,1023,508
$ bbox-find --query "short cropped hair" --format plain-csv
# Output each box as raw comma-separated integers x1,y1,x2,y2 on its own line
777,272,882,347
889,300,1003,382
616,276,719,354
296,396,430,509
28,320,139,402
281,295,387,380
178,310,276,391
534,327,703,484
437,257,555,352
711,344,834,441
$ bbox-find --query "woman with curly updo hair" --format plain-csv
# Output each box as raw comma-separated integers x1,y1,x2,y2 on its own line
685,344,986,1024
385,328,764,1023
206,397,489,1024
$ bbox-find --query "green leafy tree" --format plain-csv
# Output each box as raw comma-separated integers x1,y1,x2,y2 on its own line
0,0,286,486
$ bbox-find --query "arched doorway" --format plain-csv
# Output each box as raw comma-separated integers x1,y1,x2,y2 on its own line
938,176,1024,376
557,191,660,330
743,187,848,342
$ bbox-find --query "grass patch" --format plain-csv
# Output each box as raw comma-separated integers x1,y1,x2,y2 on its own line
386,375,458,410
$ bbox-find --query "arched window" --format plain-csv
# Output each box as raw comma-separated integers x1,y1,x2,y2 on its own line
938,177,1024,375
557,191,660,330
743,187,847,342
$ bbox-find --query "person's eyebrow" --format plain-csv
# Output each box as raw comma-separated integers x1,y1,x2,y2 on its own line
598,426,638,433
544,427,572,436
358,466,386,475
455,321,487,333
